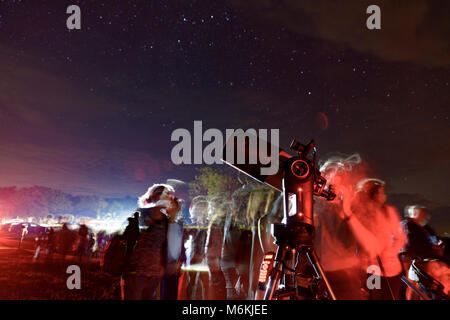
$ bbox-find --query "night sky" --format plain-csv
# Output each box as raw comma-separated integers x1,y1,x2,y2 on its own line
0,1,448,206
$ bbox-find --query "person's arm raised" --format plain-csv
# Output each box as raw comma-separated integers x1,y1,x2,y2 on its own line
340,187,381,259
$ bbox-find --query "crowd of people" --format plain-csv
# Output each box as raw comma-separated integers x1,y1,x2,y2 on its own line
112,180,279,300
314,156,449,300
20,155,449,300
30,222,112,264
111,165,449,300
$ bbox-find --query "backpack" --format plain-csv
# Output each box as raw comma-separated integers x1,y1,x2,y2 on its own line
100,235,127,277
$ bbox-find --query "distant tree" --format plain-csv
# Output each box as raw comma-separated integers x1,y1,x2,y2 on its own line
0,187,18,217
71,195,104,217
11,187,50,217
189,167,241,202
37,186,73,216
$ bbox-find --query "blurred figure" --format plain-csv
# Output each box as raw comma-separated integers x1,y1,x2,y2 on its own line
122,212,140,258
96,231,106,257
223,179,254,300
33,229,46,261
161,198,184,300
401,205,449,298
178,196,210,300
86,232,96,259
18,224,28,249
77,224,89,262
122,184,178,300
205,198,228,300
222,181,275,300
100,232,126,276
45,227,56,261
314,155,378,300
190,196,209,226
59,223,75,264
352,179,406,300
401,205,446,261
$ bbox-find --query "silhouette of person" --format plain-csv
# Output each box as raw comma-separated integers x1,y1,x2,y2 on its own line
78,224,89,262
123,212,140,258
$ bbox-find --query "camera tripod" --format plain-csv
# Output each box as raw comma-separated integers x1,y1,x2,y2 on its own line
260,140,337,300
262,223,336,300
220,135,337,300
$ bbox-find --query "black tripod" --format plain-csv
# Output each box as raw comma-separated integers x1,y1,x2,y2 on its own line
261,140,337,300
263,224,336,300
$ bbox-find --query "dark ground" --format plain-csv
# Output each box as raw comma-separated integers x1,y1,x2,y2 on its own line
0,231,121,300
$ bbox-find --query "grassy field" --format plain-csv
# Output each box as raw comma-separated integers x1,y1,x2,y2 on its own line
0,232,121,300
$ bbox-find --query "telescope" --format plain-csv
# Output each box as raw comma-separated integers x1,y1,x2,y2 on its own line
222,131,337,300
221,132,335,230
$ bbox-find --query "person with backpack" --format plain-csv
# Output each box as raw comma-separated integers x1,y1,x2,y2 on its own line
101,232,126,276
121,184,179,300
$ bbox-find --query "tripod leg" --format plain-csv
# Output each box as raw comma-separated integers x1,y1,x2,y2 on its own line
305,247,337,300
264,245,288,300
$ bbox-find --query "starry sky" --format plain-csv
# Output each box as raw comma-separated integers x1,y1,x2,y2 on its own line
0,0,449,206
